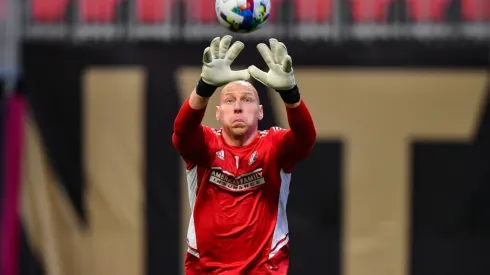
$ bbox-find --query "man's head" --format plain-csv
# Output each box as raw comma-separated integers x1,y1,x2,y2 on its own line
216,81,263,139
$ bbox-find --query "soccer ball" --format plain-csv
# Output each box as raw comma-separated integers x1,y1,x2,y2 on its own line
215,0,271,33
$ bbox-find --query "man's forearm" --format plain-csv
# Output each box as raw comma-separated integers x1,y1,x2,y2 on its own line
173,77,219,151
189,89,210,110
280,86,315,142
285,99,316,147
190,78,219,109
172,95,207,155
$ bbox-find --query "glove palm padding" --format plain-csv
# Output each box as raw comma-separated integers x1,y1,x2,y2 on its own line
201,35,250,87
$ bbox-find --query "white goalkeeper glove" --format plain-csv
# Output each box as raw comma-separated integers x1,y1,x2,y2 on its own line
248,38,296,91
197,35,250,97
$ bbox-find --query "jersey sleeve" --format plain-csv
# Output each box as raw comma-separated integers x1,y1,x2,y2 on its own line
271,99,317,173
172,97,218,168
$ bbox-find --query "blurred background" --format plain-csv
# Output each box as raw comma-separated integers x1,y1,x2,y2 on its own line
0,1,489,275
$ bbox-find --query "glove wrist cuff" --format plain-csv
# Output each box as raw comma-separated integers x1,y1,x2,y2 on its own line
196,78,218,98
276,85,300,104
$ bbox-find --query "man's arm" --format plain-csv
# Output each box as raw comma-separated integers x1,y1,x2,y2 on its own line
189,88,210,110
281,98,316,154
282,85,316,148
275,96,316,172
172,35,250,165
171,89,210,161
248,38,316,170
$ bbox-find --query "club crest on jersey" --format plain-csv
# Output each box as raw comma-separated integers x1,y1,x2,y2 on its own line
216,150,225,160
248,151,258,165
209,168,265,191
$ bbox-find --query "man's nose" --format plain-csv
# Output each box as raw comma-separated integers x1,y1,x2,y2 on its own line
234,101,243,113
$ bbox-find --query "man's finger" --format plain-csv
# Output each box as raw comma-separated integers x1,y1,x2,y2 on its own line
210,37,220,59
282,55,293,73
229,69,251,81
279,42,288,55
248,65,268,85
202,47,212,64
269,38,279,64
219,35,232,59
225,41,245,64
256,43,274,68
276,42,287,66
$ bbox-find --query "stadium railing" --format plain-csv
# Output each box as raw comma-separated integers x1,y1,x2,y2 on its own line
16,0,490,41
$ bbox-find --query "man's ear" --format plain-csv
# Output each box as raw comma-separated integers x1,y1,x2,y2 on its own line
258,105,264,120
216,106,220,121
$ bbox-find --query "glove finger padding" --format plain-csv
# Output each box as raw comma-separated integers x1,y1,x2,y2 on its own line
248,65,268,85
279,42,288,55
225,41,245,64
210,37,220,59
256,43,275,68
229,69,251,81
282,55,293,73
276,43,287,67
269,38,280,63
202,47,212,64
219,35,232,59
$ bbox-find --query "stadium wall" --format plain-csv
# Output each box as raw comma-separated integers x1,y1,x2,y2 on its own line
3,41,489,275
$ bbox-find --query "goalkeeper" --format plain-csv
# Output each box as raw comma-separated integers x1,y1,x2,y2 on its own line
172,35,316,274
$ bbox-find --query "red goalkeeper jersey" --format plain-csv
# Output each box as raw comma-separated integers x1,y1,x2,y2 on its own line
172,98,316,274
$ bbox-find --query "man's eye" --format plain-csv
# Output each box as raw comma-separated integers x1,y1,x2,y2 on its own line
225,99,233,103
243,98,252,103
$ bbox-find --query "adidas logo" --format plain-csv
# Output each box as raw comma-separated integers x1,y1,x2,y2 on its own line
216,150,224,160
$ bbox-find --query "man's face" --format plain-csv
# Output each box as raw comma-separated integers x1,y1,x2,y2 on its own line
216,81,263,138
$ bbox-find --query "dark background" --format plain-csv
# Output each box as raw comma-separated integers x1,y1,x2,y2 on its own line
0,0,490,274
12,40,489,275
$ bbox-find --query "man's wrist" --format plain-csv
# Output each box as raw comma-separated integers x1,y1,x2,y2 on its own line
196,78,218,98
276,85,301,105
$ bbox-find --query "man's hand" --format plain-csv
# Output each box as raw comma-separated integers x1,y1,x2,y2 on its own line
248,38,300,106
192,35,250,108
200,35,250,88
248,38,296,91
